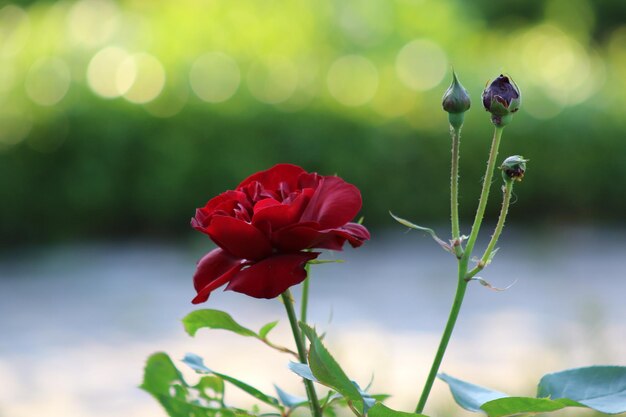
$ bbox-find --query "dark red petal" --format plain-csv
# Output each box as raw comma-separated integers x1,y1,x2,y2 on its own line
203,190,249,214
253,198,281,212
273,222,370,251
252,190,312,232
207,216,272,261
300,176,362,229
192,249,246,304
270,221,320,251
225,252,319,299
341,222,371,247
237,164,306,192
192,190,250,232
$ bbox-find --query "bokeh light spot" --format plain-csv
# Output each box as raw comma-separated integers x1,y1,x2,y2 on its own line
87,47,132,98
25,57,71,106
518,25,601,106
396,39,447,91
0,5,30,58
337,0,393,46
67,0,119,47
327,55,378,107
189,52,240,103
372,65,415,118
121,53,166,104
247,57,299,104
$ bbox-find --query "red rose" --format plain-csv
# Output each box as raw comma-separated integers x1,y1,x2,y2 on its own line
191,163,370,303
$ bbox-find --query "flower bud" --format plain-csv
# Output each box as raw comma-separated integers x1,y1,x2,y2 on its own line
482,74,521,127
442,70,471,129
500,155,528,182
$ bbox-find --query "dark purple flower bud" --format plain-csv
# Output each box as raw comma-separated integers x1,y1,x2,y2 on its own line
482,74,521,127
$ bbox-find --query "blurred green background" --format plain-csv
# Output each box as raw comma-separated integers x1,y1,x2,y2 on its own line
2,0,626,246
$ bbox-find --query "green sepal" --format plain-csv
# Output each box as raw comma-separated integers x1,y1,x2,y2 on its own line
389,212,453,253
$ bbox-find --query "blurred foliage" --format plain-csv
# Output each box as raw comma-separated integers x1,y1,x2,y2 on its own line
1,0,626,246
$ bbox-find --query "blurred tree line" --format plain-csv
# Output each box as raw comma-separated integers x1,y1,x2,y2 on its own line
1,0,626,246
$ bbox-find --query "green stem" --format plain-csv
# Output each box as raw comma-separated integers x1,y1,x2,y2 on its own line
415,264,468,413
462,126,504,261
450,125,463,258
415,126,506,413
466,180,513,279
281,290,322,417
300,264,311,337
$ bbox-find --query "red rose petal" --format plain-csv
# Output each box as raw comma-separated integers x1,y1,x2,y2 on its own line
252,190,313,233
203,190,249,215
341,222,371,247
300,176,362,229
192,249,246,304
238,164,305,192
192,190,250,232
270,221,320,251
225,252,319,299
273,222,370,251
207,216,272,261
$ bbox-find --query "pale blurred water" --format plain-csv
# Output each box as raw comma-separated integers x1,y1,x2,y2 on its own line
0,227,624,417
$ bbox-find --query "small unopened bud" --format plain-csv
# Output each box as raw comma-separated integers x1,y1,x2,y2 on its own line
500,155,528,182
482,74,521,127
442,70,471,129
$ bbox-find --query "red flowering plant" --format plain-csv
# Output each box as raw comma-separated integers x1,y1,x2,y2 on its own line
142,73,626,417
190,163,369,303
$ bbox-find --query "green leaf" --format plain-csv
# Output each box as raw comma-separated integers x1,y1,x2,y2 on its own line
258,321,279,339
481,397,576,417
288,362,318,382
389,212,452,252
368,403,428,417
299,323,367,414
438,373,508,412
274,385,308,408
537,366,626,414
183,309,258,338
141,352,224,417
141,352,189,396
195,376,225,403
442,367,626,417
182,353,283,410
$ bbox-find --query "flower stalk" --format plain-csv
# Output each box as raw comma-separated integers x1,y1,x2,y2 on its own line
462,126,504,258
415,267,468,413
466,180,514,279
281,289,322,417
450,125,463,258
300,264,311,345
416,125,506,413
